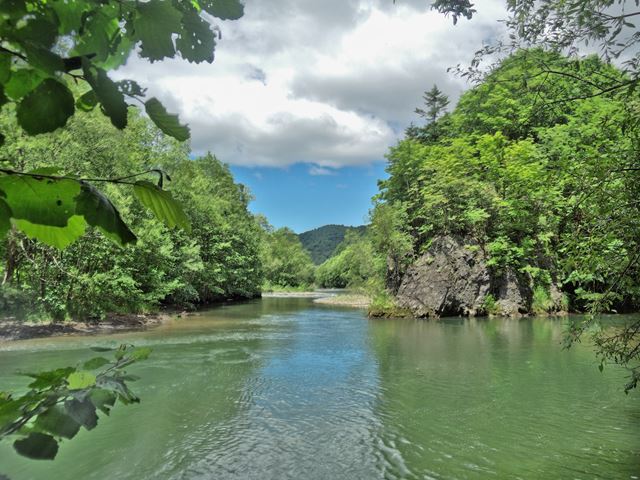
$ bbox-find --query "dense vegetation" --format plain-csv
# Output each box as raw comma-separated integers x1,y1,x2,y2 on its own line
260,225,315,290
0,106,263,320
298,224,366,265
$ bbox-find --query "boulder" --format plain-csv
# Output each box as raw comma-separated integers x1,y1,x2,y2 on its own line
396,236,490,317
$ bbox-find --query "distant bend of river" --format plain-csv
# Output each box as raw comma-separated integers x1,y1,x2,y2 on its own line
0,298,638,479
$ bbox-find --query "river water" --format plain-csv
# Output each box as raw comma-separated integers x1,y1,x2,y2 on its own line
0,298,638,479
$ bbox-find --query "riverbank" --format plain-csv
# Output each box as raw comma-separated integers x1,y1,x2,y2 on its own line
313,294,371,308
0,312,174,342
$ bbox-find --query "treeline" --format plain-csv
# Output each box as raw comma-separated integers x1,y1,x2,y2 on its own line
318,49,640,314
0,105,267,320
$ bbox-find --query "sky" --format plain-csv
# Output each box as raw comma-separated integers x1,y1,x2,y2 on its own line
117,0,506,233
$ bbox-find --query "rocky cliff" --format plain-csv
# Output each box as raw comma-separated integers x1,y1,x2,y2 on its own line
395,236,563,317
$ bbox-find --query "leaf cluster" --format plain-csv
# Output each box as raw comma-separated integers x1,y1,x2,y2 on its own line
0,344,151,460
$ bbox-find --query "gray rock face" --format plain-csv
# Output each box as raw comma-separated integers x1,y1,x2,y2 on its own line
396,236,490,317
493,269,531,316
395,235,561,317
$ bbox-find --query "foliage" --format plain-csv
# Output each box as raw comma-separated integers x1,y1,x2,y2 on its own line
377,49,640,390
315,231,384,290
0,0,244,250
531,286,554,315
298,224,367,265
260,226,315,289
0,107,262,320
0,344,150,461
482,294,501,316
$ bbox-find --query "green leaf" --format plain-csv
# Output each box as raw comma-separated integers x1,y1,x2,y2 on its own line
89,389,117,415
4,69,45,100
75,182,137,246
14,432,59,460
133,180,191,232
13,216,87,249
51,0,87,34
0,199,11,239
13,19,58,49
24,46,65,75
64,398,98,430
25,367,76,389
145,98,190,141
35,406,81,439
202,0,244,20
134,1,182,61
82,357,110,370
17,79,75,135
66,371,97,390
176,9,216,63
76,90,98,112
82,59,128,129
72,10,120,62
0,174,80,226
131,347,152,361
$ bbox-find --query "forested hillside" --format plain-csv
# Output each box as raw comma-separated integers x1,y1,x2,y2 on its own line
298,224,366,264
376,49,640,315
317,49,640,322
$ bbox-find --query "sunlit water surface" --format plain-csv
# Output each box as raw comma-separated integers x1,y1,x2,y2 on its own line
0,298,638,479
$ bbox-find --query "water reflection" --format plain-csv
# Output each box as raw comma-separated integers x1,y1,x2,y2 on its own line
0,302,638,479
369,316,640,479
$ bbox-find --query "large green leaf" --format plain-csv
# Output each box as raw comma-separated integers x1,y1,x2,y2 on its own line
4,69,45,100
35,406,81,440
202,0,244,20
82,59,128,129
0,174,80,226
75,182,137,246
176,9,216,63
134,1,182,61
13,433,59,460
13,216,87,249
16,79,75,134
145,98,190,141
133,180,191,232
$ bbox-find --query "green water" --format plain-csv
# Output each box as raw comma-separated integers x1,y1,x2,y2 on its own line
0,298,638,479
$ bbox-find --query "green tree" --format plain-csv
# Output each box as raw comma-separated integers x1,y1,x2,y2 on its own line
260,227,315,290
0,0,244,249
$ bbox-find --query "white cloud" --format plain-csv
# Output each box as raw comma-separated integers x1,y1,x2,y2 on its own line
116,0,506,168
309,166,336,176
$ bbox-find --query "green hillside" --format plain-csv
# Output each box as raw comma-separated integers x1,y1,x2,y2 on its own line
298,224,367,264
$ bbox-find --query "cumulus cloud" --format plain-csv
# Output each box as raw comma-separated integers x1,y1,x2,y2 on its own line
116,0,506,168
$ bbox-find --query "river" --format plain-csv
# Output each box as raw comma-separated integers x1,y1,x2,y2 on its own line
0,298,638,479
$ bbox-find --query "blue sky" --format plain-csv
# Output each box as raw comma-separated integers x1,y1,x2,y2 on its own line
231,163,388,233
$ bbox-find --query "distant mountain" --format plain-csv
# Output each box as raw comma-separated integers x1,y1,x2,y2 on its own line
298,224,367,264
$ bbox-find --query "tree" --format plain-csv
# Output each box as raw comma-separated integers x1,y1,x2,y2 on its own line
432,0,640,392
415,85,450,123
260,227,315,289
0,0,244,249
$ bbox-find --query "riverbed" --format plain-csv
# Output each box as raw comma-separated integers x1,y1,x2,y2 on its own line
0,297,638,479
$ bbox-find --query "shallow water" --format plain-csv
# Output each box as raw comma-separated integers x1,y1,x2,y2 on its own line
0,298,638,479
